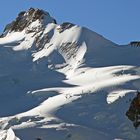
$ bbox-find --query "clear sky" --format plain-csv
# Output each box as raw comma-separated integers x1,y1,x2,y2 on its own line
0,0,139,44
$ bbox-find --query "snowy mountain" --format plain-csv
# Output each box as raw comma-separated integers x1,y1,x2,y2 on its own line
0,8,140,140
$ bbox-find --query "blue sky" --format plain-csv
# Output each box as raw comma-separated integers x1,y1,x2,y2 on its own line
0,0,139,44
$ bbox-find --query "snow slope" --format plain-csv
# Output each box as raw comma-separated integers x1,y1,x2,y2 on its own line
0,8,140,140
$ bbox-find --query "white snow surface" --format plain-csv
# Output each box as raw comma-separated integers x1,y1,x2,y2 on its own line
0,16,140,140
0,128,20,140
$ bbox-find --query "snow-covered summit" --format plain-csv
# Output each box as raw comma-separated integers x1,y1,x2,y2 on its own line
1,8,56,37
0,8,116,73
0,8,140,140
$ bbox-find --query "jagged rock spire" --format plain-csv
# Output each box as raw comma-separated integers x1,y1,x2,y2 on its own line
1,8,57,37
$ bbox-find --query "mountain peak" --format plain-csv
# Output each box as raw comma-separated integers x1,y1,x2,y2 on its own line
1,8,56,37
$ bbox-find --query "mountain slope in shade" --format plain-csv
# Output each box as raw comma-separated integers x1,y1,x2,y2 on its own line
0,8,140,140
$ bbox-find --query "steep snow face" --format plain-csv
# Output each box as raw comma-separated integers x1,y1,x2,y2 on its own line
0,8,140,140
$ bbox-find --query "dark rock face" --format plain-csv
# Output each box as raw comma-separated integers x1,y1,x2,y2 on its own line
130,41,140,47
126,91,140,129
57,22,75,33
0,8,56,37
58,42,78,60
35,33,50,51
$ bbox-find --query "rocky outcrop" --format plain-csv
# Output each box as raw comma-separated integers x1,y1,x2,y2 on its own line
58,42,78,60
126,91,140,129
57,22,75,33
130,41,140,47
0,8,56,37
35,33,50,50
